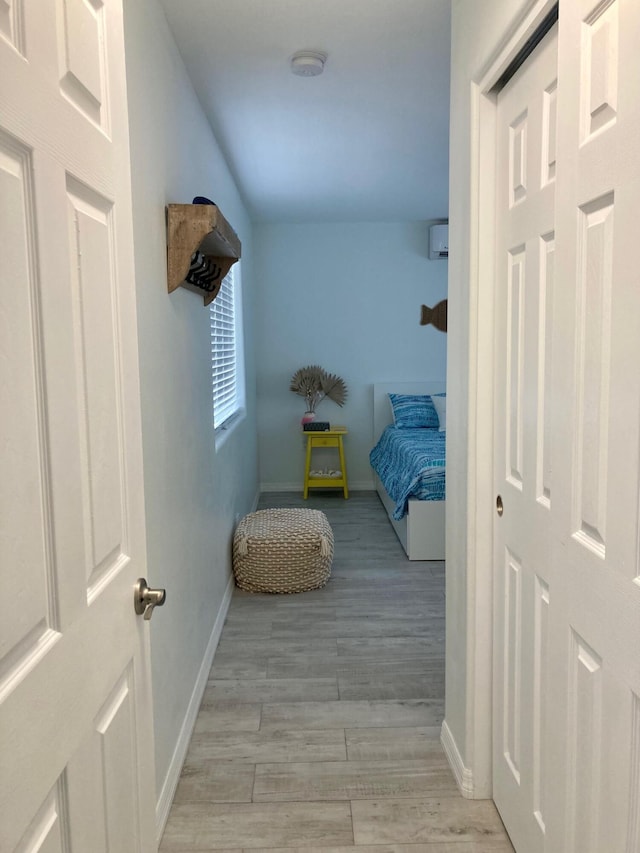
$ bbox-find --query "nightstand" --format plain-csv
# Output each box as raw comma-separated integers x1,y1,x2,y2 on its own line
303,429,349,499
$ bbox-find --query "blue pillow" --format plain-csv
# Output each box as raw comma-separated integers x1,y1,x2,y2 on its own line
388,393,440,429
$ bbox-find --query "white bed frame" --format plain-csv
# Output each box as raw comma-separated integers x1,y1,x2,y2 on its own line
373,382,446,561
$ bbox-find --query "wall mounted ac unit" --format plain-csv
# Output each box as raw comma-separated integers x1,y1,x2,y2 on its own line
429,223,449,259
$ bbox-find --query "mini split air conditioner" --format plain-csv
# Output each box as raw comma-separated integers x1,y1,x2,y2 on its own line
429,223,449,259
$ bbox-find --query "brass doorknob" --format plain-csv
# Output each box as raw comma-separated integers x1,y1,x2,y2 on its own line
496,495,504,517
134,578,166,620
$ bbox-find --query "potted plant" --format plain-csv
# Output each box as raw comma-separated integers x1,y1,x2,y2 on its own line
290,365,348,424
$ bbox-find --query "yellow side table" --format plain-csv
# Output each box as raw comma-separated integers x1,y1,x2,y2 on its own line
303,429,349,499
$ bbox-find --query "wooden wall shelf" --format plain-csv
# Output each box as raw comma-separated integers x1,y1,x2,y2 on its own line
166,203,242,305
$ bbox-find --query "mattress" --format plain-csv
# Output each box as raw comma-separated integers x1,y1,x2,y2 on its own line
369,426,446,520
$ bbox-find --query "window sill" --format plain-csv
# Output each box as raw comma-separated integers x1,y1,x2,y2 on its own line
214,408,246,451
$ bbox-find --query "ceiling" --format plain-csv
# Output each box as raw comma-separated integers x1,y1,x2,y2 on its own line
159,0,451,223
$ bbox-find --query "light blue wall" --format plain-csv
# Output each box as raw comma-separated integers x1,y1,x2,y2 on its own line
124,0,258,808
254,222,448,490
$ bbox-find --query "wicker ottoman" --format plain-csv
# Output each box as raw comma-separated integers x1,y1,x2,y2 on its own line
232,508,334,593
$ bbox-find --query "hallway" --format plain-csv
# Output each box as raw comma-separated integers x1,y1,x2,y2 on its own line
161,491,513,851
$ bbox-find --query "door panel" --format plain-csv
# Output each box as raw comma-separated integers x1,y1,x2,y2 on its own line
0,131,57,686
0,1,156,850
65,176,124,588
536,231,554,509
66,668,140,853
493,26,558,853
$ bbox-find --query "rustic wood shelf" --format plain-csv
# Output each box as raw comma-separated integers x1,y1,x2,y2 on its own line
166,203,242,305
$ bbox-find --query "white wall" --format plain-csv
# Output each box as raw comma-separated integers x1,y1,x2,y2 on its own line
254,222,448,491
446,0,543,795
123,0,258,820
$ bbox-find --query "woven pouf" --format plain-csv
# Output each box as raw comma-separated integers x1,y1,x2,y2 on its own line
232,508,334,593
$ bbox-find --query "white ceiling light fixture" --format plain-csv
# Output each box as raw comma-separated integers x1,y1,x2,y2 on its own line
290,50,327,77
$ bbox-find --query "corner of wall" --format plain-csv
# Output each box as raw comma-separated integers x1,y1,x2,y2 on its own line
446,0,542,804
155,574,234,842
440,719,476,798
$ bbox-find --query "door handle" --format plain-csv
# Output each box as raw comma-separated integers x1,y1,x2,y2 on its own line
134,578,166,621
496,495,504,517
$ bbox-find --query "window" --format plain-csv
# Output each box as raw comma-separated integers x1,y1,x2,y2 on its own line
210,264,244,429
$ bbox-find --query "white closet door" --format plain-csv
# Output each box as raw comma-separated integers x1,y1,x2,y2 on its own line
545,1,640,850
493,26,557,853
0,1,157,850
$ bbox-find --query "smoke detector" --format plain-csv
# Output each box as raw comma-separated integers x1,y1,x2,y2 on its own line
290,51,327,77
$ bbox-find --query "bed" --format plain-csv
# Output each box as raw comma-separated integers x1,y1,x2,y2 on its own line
371,382,446,560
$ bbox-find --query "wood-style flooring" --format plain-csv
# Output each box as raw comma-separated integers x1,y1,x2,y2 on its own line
161,491,513,852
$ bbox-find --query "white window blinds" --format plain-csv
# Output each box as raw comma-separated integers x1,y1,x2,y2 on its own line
210,266,240,428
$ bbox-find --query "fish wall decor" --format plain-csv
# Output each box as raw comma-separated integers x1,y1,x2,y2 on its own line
420,299,447,333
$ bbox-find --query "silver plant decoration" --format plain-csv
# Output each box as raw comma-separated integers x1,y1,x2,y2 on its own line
290,365,348,413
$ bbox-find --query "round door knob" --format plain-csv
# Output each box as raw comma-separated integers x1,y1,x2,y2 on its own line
496,495,504,517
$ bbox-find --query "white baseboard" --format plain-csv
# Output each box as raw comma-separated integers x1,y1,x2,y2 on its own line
260,482,303,492
155,573,234,842
441,718,475,798
260,480,375,493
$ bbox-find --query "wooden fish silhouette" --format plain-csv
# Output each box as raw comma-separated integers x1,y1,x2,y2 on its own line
420,299,447,333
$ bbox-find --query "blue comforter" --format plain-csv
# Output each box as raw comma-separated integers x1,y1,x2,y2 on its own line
369,426,446,520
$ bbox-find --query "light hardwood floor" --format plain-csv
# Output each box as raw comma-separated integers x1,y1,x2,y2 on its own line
161,491,514,852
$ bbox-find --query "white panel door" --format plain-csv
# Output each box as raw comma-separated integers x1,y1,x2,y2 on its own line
493,26,558,853
0,1,157,851
545,1,640,850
